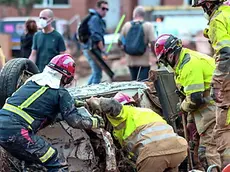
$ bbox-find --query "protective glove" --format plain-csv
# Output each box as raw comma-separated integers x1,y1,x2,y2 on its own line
90,114,105,129
86,97,102,114
75,99,86,107
210,87,222,103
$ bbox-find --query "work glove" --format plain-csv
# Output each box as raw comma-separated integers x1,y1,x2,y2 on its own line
90,114,105,129
86,97,102,114
75,99,86,107
210,87,222,103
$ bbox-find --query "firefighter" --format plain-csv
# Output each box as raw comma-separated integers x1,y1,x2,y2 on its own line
154,34,221,170
192,0,230,168
0,54,105,171
86,92,188,172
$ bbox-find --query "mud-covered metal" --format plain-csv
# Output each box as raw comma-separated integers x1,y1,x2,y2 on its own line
67,81,148,99
154,68,179,128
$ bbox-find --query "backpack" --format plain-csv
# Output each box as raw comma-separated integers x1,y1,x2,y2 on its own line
78,13,94,44
124,21,147,56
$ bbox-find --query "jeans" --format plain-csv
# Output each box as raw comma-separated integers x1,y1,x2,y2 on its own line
128,66,150,81
83,49,102,85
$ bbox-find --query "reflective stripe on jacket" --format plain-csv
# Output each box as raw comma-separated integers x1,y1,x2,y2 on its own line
175,48,216,133
2,86,49,130
107,105,188,164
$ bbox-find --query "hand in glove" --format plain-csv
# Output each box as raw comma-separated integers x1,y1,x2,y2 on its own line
75,99,86,107
210,87,222,103
86,97,102,114
90,114,105,129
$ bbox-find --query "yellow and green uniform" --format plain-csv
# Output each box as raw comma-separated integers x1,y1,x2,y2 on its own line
107,105,187,165
174,47,221,168
206,4,230,168
175,48,215,115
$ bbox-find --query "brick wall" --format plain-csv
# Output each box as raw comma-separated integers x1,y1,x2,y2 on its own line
120,0,138,21
161,0,183,5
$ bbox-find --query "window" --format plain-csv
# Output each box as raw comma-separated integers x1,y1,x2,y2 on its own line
34,0,70,8
53,0,68,5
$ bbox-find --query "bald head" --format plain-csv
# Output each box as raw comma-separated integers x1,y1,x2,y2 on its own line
39,9,54,19
133,6,145,19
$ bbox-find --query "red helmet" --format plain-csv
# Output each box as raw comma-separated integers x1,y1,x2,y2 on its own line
48,54,75,85
114,92,135,105
154,34,182,68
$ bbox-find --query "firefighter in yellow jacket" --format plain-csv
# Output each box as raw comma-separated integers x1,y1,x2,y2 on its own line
87,92,188,172
154,34,221,170
192,0,230,168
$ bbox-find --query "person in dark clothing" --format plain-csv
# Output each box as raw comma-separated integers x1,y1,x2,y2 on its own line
29,9,66,72
82,0,108,85
20,19,37,58
0,54,105,172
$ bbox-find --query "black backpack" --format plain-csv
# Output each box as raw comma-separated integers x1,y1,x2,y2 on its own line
124,21,147,56
78,13,94,44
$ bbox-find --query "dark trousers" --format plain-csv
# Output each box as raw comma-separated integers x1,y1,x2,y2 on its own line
0,127,68,171
128,66,150,81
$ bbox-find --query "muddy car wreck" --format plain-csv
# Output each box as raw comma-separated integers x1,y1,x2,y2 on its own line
0,58,184,172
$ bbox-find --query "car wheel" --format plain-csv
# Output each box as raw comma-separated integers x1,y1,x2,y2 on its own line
0,58,39,108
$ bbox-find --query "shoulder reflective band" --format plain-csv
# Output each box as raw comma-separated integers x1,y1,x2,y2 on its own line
19,86,49,109
184,83,205,92
2,86,48,127
3,103,34,125
39,147,56,163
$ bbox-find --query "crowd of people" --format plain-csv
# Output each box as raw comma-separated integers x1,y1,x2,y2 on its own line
0,0,230,171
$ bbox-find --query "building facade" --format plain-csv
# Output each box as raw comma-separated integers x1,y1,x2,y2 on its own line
0,0,192,32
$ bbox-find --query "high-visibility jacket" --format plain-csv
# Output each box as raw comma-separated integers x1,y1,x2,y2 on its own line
175,48,215,95
175,48,215,112
175,48,216,134
207,5,230,89
0,81,94,132
107,105,188,164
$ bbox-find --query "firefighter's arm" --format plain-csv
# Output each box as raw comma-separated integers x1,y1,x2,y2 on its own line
178,65,205,112
86,97,122,118
59,90,104,129
180,92,205,113
209,17,230,88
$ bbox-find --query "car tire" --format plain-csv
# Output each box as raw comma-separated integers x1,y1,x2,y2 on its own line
0,58,39,108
